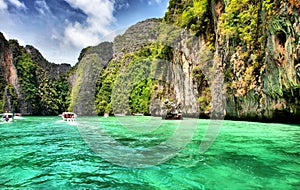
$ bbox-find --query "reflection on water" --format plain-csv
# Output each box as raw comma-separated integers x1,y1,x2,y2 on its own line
0,116,299,189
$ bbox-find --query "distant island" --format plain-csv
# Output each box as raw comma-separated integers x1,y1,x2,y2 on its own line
0,0,299,123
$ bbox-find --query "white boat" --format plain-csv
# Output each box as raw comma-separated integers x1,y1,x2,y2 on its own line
114,113,126,116
61,112,77,122
1,113,14,122
13,113,24,120
133,113,144,116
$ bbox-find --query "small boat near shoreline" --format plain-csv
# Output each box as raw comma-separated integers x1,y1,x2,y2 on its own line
1,113,14,122
60,112,77,122
132,113,144,116
13,113,24,120
114,113,126,116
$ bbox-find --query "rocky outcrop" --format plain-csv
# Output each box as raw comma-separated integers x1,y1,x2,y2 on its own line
0,32,72,115
161,99,183,120
90,1,298,123
113,18,161,61
69,42,113,115
0,33,19,112
92,19,224,118
25,45,71,78
211,0,300,122
0,34,18,89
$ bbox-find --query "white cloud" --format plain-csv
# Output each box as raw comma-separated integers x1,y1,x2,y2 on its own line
0,0,8,10
1,0,167,65
34,0,51,15
115,0,129,10
63,21,100,47
63,0,115,48
0,0,26,11
7,0,26,9
147,0,161,5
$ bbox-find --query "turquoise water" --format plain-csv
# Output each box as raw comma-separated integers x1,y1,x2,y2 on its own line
0,116,299,189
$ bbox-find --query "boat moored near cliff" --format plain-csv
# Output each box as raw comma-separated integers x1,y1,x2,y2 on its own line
61,112,77,122
1,113,14,122
161,100,183,120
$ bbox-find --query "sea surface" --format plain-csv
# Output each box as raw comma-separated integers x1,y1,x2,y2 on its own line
0,116,299,189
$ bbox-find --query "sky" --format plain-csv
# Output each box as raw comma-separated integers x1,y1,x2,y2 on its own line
0,0,169,65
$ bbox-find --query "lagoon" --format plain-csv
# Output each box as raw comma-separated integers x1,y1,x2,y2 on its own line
0,116,299,189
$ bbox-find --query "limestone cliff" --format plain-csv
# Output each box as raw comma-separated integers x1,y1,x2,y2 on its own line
69,42,113,115
0,33,18,113
25,45,71,78
89,0,299,123
93,19,224,118
211,0,300,122
0,33,71,115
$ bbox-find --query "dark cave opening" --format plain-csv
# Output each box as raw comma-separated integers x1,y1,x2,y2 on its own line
276,31,286,47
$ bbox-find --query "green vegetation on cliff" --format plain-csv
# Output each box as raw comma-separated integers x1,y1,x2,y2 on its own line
12,48,71,115
0,68,7,112
129,79,154,114
1,84,19,113
38,72,70,115
14,51,40,114
219,0,299,120
95,60,122,115
95,44,173,115
90,0,299,121
164,0,215,50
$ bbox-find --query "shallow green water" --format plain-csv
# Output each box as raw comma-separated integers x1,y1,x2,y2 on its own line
0,116,299,189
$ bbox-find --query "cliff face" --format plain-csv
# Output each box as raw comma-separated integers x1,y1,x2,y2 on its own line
69,42,113,115
89,0,299,122
210,0,300,122
25,45,71,78
0,34,18,87
0,33,72,115
93,19,224,118
0,34,19,113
